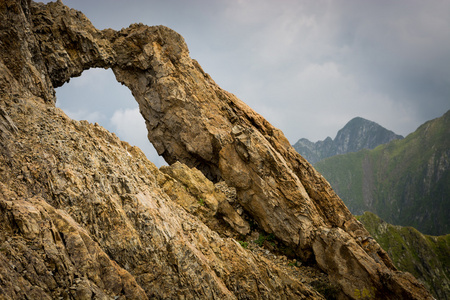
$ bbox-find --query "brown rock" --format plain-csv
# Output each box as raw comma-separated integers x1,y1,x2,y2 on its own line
0,0,433,299
0,89,323,299
0,188,147,299
160,161,250,235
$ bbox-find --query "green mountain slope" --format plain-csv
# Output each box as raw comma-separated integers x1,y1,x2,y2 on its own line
315,110,450,235
358,212,450,299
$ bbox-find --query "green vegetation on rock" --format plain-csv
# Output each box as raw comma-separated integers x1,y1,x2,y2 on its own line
358,212,450,299
316,110,450,235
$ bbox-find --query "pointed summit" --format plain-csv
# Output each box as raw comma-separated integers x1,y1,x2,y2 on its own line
334,117,404,154
293,117,403,164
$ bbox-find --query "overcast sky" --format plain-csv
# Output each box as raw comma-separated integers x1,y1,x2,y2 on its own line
44,0,450,166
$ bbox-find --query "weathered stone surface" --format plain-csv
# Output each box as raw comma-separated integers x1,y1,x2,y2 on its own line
0,0,433,299
160,161,250,235
0,186,147,299
0,93,323,299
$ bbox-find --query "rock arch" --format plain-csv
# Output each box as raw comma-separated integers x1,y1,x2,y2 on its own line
19,1,432,298
55,67,166,166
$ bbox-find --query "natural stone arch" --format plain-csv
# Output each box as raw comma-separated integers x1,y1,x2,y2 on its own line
54,67,166,166
32,1,333,242
28,1,432,298
32,1,220,178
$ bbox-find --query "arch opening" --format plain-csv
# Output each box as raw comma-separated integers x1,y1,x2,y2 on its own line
55,67,167,167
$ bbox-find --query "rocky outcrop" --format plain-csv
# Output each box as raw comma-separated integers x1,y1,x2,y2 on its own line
0,190,148,299
293,117,403,164
0,94,323,299
0,0,432,299
159,161,250,236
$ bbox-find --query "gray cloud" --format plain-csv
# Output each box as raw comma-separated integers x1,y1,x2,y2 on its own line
46,0,450,166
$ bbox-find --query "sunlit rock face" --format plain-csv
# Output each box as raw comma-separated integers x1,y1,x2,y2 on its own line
0,0,433,299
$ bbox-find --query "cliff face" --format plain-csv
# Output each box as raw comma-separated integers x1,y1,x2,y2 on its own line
315,111,450,236
0,1,432,299
294,117,403,164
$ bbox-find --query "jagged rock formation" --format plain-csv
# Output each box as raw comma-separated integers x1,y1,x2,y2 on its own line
0,101,324,299
0,0,433,299
159,162,250,236
358,212,450,300
294,117,403,164
316,110,450,236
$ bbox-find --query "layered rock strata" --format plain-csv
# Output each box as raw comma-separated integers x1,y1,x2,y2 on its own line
0,0,432,299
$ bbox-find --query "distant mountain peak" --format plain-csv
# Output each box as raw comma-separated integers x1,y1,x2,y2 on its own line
293,117,403,164
346,116,366,123
314,109,450,236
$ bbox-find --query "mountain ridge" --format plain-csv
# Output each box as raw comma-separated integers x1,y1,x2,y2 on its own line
316,110,450,236
294,117,403,164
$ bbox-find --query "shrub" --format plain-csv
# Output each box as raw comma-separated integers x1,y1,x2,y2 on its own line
238,241,249,249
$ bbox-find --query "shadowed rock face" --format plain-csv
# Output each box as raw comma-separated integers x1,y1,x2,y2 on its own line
0,0,432,299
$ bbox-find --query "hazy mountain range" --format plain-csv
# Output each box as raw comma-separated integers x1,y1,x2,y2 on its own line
293,117,404,164
309,110,450,236
294,112,450,297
